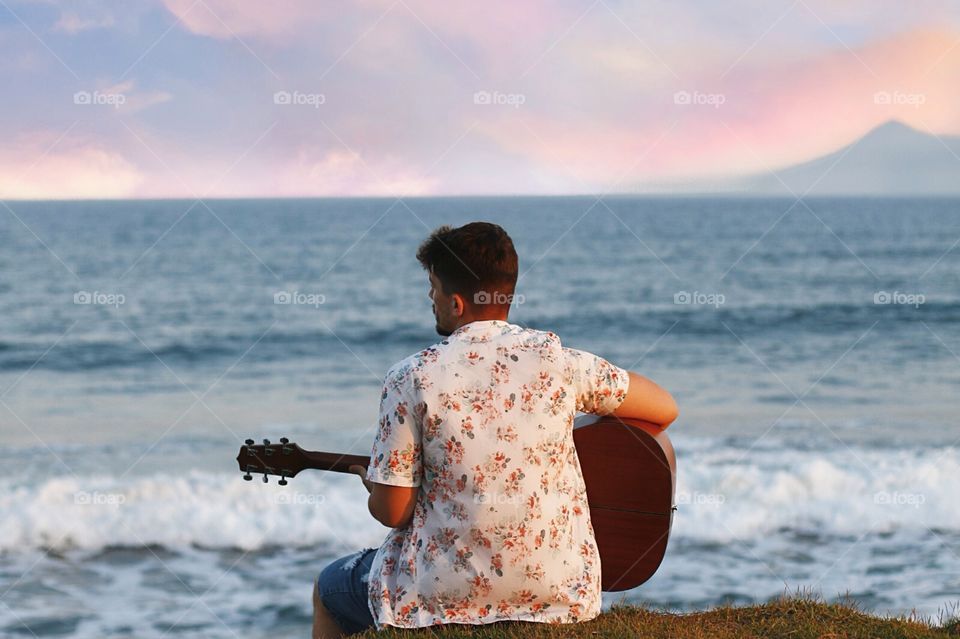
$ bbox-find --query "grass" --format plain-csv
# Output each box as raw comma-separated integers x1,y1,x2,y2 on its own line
362,595,960,638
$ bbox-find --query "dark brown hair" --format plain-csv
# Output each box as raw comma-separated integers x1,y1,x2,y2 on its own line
416,222,518,308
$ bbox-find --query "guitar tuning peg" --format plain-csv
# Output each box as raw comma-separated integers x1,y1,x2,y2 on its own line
280,437,289,445
245,438,254,446
262,473,269,483
243,471,252,481
279,477,288,486
262,438,271,446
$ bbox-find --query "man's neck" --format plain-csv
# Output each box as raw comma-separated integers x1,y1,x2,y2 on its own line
451,313,509,332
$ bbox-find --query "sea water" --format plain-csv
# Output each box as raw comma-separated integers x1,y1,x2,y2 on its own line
1,196,958,636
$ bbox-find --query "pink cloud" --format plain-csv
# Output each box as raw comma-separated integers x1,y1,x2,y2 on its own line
160,0,326,39
713,28,960,170
265,148,440,197
0,132,143,199
10,3,960,197
160,0,576,81
474,28,960,189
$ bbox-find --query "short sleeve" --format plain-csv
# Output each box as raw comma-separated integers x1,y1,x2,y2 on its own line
366,376,422,487
563,347,631,415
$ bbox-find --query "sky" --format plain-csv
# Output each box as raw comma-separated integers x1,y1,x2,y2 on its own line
1,0,959,198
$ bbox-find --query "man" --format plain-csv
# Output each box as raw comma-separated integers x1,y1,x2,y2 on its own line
313,222,677,637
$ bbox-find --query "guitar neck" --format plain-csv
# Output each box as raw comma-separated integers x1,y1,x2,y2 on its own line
300,450,369,474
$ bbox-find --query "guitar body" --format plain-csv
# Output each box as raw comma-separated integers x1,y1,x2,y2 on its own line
573,414,676,591
238,415,675,592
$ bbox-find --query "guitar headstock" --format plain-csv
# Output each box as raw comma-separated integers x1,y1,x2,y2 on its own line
236,438,309,485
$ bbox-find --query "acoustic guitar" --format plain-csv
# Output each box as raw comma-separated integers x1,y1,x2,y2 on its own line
236,414,676,592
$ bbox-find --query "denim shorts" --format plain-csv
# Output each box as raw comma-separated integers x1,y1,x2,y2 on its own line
317,547,378,635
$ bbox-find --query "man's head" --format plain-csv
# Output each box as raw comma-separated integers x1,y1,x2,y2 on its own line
416,222,519,336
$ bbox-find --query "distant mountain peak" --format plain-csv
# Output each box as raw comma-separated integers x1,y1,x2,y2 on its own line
857,120,930,148
868,119,915,135
738,120,960,196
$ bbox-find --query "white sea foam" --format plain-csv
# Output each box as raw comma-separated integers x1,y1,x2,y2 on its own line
1,439,956,553
0,470,386,553
674,439,960,541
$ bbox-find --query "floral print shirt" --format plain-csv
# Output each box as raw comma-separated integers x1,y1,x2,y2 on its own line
365,319,630,629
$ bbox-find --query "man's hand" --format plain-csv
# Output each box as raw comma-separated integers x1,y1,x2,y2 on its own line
349,464,374,494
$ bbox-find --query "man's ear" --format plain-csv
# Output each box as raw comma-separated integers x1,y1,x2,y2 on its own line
451,293,466,317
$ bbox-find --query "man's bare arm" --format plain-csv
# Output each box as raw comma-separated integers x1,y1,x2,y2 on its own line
611,371,678,428
349,465,418,528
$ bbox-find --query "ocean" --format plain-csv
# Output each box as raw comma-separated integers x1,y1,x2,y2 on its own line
1,196,958,637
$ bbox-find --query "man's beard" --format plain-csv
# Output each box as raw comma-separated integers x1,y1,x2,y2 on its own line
435,324,452,337
433,305,452,336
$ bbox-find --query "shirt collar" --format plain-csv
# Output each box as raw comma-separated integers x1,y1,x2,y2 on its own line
449,319,512,342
